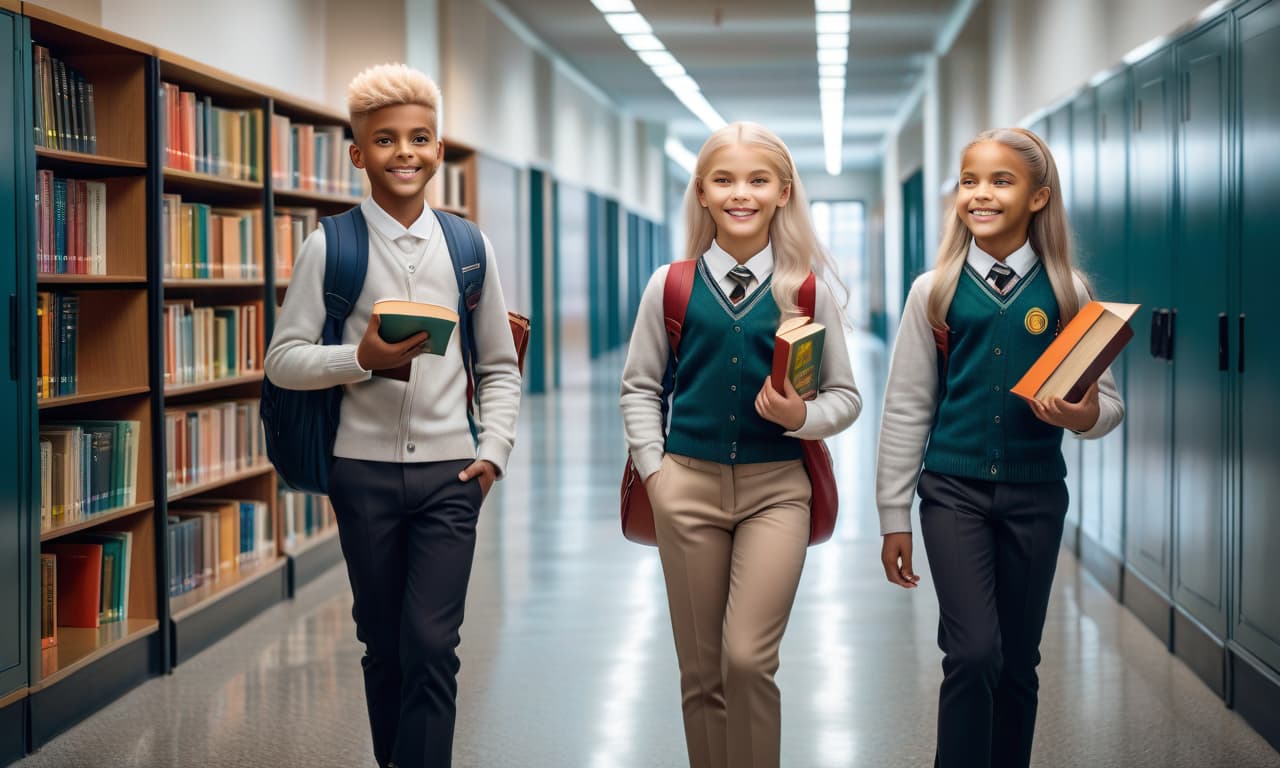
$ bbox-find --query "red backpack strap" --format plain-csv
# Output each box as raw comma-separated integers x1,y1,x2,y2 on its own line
662,259,697,356
799,271,816,319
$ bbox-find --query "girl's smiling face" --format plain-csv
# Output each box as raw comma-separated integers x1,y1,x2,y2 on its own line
956,140,1050,258
697,143,791,259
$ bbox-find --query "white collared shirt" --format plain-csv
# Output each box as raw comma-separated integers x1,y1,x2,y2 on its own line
703,239,775,299
966,239,1039,285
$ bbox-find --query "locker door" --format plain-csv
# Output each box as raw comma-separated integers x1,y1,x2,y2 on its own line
0,9,27,697
1235,0,1280,673
1094,73,1130,559
1044,106,1081,548
1124,50,1177,595
1173,20,1232,640
1070,92,1103,551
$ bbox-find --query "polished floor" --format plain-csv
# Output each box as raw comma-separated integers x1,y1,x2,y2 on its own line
17,336,1280,767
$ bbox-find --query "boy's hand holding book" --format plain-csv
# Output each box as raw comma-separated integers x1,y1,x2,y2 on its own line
356,313,429,372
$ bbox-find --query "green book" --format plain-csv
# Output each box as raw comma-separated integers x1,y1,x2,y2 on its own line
373,300,458,355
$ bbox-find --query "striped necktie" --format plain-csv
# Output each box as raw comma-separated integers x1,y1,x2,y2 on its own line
986,262,1017,294
727,264,754,304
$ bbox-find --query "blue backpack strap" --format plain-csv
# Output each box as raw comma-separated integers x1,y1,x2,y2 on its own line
432,209,485,435
320,207,369,340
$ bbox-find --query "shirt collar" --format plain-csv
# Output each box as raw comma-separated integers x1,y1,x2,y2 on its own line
703,240,775,281
360,196,437,242
966,238,1038,277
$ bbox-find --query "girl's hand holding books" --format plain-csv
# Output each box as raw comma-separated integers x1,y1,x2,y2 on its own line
1027,380,1100,433
356,313,430,372
755,375,807,431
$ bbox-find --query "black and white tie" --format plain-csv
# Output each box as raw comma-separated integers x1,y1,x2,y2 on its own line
986,262,1016,294
728,265,754,304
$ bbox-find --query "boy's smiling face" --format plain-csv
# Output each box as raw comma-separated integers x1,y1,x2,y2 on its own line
350,103,442,209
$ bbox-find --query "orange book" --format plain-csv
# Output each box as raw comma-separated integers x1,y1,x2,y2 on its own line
45,541,102,628
1012,300,1140,405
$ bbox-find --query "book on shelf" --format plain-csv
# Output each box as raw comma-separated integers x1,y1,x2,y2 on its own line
62,531,132,624
40,553,57,649
168,499,273,596
373,299,458,350
160,194,263,279
39,420,140,530
272,206,319,280
164,399,264,494
279,487,335,550
771,316,825,399
159,81,262,182
442,163,467,211
40,440,53,531
1012,301,1140,405
32,44,97,154
36,292,79,399
270,115,368,198
162,299,263,386
43,541,102,629
36,171,107,275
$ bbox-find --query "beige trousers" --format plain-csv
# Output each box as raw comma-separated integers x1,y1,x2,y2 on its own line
649,453,812,768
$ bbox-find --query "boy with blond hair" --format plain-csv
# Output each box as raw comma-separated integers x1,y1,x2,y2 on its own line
265,63,522,768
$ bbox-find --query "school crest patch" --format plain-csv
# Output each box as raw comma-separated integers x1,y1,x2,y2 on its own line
1025,307,1049,335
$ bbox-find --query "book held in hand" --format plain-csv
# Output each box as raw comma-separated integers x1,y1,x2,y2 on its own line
771,316,825,399
372,299,458,353
1012,300,1140,405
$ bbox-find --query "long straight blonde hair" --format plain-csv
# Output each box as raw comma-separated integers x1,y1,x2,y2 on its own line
681,121,840,319
926,127,1082,329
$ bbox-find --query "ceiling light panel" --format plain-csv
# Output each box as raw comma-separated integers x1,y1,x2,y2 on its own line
815,0,851,176
605,12,652,35
591,0,635,11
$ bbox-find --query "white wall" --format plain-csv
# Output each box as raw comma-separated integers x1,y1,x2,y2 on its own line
806,170,882,208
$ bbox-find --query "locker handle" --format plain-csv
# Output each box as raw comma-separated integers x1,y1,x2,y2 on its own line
1238,314,1246,373
1166,309,1177,361
7,295,15,382
1149,308,1164,358
1218,312,1228,371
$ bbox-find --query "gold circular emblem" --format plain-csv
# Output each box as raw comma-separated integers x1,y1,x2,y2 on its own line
1025,308,1049,335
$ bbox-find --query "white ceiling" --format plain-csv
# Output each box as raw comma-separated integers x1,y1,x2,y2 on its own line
499,0,957,174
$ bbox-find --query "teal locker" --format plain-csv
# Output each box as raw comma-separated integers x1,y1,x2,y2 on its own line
1093,72,1130,561
901,168,924,309
1235,0,1280,674
1124,50,1177,600
605,199,621,350
1044,106,1082,550
0,8,29,700
1173,19,1232,643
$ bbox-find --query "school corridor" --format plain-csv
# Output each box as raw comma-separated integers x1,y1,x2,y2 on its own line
6,337,1276,768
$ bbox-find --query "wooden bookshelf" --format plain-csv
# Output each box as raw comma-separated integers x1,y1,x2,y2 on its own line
163,278,265,289
428,140,477,220
163,167,263,193
38,385,149,410
38,275,146,286
163,370,263,397
166,462,273,504
170,555,286,621
274,188,362,207
35,147,147,171
35,619,159,688
40,501,153,542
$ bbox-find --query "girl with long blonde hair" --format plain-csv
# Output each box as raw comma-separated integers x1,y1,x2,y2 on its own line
620,121,861,768
875,127,1125,768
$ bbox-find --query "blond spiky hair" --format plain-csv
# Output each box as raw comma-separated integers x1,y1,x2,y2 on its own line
346,63,441,122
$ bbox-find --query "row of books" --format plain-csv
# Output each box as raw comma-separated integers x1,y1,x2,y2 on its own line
163,300,264,387
269,115,368,198
164,399,265,494
41,533,133,642
35,171,107,275
35,292,78,400
279,488,335,551
272,206,318,280
167,498,273,597
32,44,97,154
160,195,264,280
39,420,142,532
439,164,468,211
160,82,262,182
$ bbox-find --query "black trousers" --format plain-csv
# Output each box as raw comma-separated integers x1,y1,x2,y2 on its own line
329,457,483,768
917,470,1068,768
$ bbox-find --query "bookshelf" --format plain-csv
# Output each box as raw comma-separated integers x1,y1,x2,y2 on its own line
430,138,477,220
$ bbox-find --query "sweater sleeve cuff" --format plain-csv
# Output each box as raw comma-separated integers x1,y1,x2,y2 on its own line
476,440,512,477
328,344,373,382
633,446,664,480
783,402,821,440
879,507,913,535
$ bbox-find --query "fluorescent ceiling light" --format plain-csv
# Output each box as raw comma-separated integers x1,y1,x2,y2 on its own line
675,90,727,131
815,0,850,11
817,33,848,50
623,33,665,51
591,0,635,11
651,62,686,78
663,74,701,97
605,12,652,35
817,48,848,65
819,77,845,91
638,49,677,67
665,136,697,175
819,64,845,78
815,12,850,34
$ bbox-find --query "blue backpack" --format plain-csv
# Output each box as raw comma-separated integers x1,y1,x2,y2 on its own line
261,206,487,494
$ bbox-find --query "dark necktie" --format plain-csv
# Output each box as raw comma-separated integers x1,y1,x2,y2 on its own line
728,265,754,304
986,262,1016,294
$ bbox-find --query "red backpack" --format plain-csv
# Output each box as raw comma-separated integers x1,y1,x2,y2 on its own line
620,259,839,546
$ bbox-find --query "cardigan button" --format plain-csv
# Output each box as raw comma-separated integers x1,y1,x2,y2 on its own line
729,415,736,422
731,357,738,364
729,452,738,460
730,385,737,392
994,415,1001,424
407,442,416,453
733,326,741,333
994,347,1002,356
990,464,999,475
